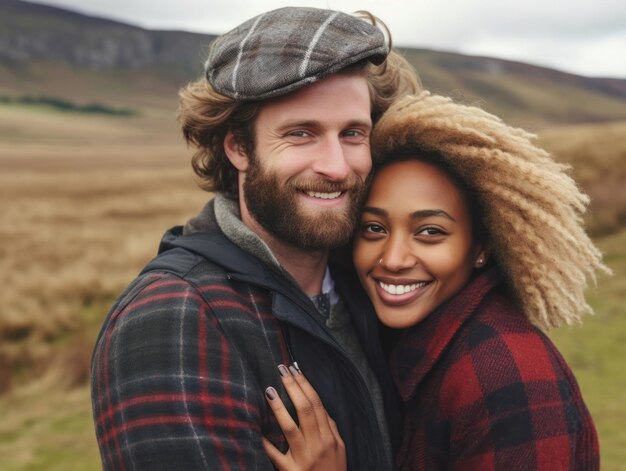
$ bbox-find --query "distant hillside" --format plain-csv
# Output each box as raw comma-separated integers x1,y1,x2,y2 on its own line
0,0,213,73
0,0,213,108
2,0,626,127
401,48,626,126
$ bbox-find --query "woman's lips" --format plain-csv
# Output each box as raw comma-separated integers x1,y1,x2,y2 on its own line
373,278,431,305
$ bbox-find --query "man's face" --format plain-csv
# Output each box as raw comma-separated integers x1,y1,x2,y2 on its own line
241,73,373,250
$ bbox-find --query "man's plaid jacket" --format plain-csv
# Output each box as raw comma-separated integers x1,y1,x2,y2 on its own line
91,203,400,470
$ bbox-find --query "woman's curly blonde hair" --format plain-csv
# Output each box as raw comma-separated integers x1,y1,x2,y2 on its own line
371,91,610,330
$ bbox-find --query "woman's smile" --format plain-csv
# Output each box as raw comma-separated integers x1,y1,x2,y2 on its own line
373,276,432,305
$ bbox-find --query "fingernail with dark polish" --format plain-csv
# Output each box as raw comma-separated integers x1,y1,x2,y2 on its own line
265,387,277,400
278,364,290,377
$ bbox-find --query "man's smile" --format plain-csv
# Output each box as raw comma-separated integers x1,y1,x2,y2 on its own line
303,190,343,200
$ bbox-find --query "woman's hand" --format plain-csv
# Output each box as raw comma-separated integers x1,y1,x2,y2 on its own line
262,364,346,471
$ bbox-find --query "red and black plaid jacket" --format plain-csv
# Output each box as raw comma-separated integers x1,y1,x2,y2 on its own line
389,268,599,470
91,218,400,470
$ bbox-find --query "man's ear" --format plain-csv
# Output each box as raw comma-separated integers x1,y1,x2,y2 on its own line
224,131,249,171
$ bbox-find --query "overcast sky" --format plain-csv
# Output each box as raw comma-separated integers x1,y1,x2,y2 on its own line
31,0,626,78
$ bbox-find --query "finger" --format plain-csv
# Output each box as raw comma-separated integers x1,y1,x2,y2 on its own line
278,364,320,439
289,365,333,433
328,416,345,450
262,437,294,471
264,386,304,450
325,417,347,469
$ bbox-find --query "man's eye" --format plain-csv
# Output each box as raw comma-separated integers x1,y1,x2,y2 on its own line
287,130,309,138
343,129,366,138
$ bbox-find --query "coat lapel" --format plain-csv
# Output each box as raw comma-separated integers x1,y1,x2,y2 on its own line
390,268,501,401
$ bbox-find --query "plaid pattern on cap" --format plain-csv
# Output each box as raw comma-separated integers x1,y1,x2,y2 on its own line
205,7,389,101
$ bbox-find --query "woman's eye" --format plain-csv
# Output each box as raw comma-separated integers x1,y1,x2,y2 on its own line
417,227,444,236
361,223,386,235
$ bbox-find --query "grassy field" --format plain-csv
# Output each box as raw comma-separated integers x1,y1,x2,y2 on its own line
0,102,624,470
550,228,626,469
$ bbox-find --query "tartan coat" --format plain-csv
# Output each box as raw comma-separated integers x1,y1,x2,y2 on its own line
389,268,599,470
91,201,400,470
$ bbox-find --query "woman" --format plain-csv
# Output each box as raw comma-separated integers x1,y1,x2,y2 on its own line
264,92,608,470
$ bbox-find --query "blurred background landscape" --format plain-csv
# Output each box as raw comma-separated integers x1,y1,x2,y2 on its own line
0,0,624,469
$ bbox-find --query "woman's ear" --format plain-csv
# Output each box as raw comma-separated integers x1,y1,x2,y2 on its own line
224,131,249,172
474,246,490,269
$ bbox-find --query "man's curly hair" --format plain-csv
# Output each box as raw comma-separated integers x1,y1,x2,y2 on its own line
371,91,611,330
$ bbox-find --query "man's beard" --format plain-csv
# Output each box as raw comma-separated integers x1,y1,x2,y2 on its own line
243,156,368,250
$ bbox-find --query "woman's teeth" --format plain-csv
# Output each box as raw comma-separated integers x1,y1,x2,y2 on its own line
305,191,342,199
379,281,427,295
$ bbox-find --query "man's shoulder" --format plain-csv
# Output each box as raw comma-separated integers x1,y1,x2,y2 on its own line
149,225,276,282
106,271,206,323
142,244,228,282
122,227,285,315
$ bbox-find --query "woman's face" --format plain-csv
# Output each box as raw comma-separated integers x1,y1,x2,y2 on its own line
353,159,487,329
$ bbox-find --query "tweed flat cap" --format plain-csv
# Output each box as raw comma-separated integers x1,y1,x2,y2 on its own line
204,7,389,101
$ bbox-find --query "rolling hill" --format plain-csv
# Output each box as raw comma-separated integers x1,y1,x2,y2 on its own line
2,0,626,127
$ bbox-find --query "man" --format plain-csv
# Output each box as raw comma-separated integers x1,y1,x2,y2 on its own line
91,7,419,470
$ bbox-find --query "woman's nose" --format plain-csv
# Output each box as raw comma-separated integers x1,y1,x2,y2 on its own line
379,237,418,272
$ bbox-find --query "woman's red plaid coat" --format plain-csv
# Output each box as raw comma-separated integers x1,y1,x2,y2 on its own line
389,268,599,470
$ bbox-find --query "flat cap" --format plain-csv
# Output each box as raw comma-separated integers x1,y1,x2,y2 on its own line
204,7,389,101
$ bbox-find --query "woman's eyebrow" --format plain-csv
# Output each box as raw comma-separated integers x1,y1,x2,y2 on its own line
411,209,455,221
361,206,387,216
362,206,455,222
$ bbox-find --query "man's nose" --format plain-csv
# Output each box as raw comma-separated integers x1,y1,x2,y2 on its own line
311,137,351,181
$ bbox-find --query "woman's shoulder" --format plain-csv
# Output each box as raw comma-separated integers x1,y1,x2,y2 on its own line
431,291,598,471
468,287,542,339
448,288,580,392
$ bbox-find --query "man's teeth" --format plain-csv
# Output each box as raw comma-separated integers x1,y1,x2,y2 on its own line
379,281,427,295
305,191,342,199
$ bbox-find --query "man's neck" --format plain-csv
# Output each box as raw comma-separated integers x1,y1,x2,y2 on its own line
241,211,328,296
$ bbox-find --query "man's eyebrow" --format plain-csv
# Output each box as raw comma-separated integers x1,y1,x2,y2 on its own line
276,120,320,131
345,119,372,129
276,118,372,131
362,206,455,221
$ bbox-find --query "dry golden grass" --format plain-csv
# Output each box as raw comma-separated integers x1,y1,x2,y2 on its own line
0,103,208,390
538,121,626,235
